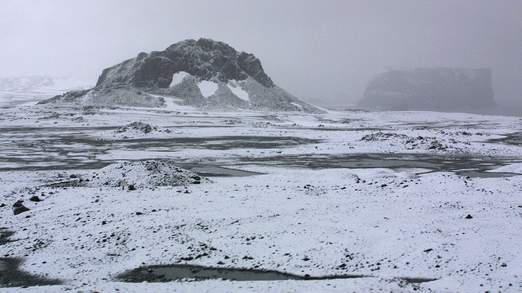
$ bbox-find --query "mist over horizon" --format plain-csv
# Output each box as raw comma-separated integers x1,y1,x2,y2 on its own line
1,0,521,113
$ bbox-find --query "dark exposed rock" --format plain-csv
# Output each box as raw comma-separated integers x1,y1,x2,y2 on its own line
94,38,270,89
361,131,453,151
116,122,156,134
29,196,42,202
12,200,30,215
359,68,496,114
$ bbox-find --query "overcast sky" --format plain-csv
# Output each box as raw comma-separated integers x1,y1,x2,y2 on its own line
1,0,521,107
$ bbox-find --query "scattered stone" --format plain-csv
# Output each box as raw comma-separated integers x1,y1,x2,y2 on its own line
361,132,409,142
29,196,42,202
116,122,156,134
361,132,451,151
13,200,30,215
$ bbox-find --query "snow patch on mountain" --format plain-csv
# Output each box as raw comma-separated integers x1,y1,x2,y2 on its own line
197,80,218,98
227,80,250,101
291,102,303,109
169,71,190,88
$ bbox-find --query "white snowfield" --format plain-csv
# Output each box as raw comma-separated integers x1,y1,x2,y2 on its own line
0,99,521,292
198,80,219,98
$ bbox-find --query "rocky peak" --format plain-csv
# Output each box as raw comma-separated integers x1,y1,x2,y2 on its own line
96,38,274,90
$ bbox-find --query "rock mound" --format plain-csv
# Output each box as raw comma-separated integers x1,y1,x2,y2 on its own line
87,161,207,189
358,68,496,113
116,122,157,135
361,132,462,151
40,38,322,113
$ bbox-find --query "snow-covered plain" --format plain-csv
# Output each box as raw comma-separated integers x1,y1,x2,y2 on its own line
0,97,522,292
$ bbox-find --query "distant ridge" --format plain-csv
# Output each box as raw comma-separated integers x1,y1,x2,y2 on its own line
358,67,497,114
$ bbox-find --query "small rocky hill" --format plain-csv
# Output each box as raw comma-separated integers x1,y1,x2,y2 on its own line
40,38,322,113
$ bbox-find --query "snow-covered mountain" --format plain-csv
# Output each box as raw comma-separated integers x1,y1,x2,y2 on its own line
358,68,497,114
40,38,322,113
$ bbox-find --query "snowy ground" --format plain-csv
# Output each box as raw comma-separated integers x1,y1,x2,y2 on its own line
1,99,522,292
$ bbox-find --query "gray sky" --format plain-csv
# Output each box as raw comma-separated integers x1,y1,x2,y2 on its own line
1,0,521,107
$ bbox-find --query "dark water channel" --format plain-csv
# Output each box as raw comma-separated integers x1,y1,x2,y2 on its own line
240,153,522,178
0,228,62,288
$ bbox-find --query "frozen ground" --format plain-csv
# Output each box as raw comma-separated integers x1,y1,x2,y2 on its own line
1,97,522,292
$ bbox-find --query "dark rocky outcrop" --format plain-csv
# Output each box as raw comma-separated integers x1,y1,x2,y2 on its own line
12,200,30,215
41,38,321,113
96,39,274,89
116,122,156,134
358,68,496,113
